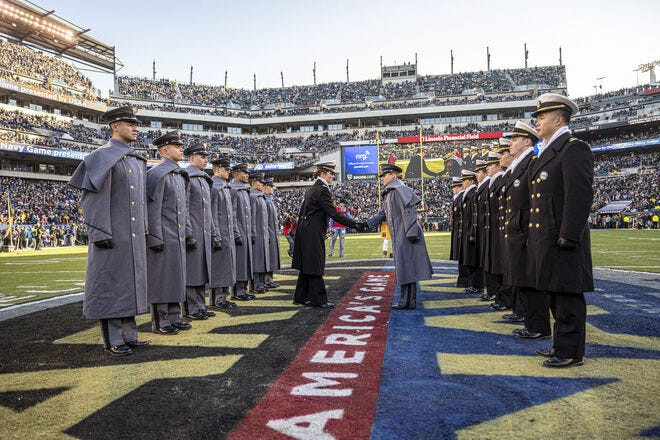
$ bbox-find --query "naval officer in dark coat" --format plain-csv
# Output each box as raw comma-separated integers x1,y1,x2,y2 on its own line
502,121,550,340
365,164,433,309
473,159,490,297
450,177,469,288
69,106,149,356
482,151,505,302
146,131,191,335
292,161,362,308
458,169,480,294
527,93,594,368
183,142,221,320
209,156,238,309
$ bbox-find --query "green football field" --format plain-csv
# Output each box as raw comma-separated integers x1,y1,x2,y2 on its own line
1,229,658,308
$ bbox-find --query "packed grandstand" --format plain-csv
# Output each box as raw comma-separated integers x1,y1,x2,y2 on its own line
0,34,658,249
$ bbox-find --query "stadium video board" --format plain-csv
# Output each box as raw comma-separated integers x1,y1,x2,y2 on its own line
342,144,379,181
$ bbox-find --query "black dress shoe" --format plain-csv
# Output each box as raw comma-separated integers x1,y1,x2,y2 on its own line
536,347,556,357
265,282,280,288
543,357,583,368
247,293,257,300
155,325,180,335
490,303,509,311
125,340,150,348
172,322,192,330
253,289,266,294
231,294,250,301
503,313,525,322
203,310,216,317
317,302,335,308
292,300,310,306
104,344,133,356
480,294,496,301
185,312,209,320
216,301,236,309
391,304,409,309
512,328,525,335
515,329,551,340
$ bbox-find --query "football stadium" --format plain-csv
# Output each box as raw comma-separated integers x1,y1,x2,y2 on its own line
0,1,659,438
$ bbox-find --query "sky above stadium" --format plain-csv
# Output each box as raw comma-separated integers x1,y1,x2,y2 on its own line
47,0,659,99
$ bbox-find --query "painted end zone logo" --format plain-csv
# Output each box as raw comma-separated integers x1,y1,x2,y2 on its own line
228,272,396,440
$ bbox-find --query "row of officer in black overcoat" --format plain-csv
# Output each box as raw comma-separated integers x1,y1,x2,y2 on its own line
449,93,594,368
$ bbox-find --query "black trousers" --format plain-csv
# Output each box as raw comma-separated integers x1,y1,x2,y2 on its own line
547,291,586,359
456,264,469,287
294,273,328,306
512,287,527,317
467,266,484,290
485,272,502,296
521,287,550,335
496,284,514,308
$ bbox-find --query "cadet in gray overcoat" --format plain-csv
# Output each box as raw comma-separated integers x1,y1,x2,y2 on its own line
364,164,433,309
146,131,191,335
209,156,238,309
249,172,270,293
229,163,255,300
68,106,149,356
183,143,221,319
263,178,281,289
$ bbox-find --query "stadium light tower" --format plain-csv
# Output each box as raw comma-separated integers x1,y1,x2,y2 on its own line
346,59,349,83
638,60,660,84
190,65,193,85
313,61,317,86
224,70,228,88
559,46,563,66
152,59,156,80
450,50,454,74
596,76,606,93
281,71,284,88
487,46,491,71
524,43,529,68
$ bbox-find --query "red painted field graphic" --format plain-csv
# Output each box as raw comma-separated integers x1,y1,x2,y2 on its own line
228,271,396,440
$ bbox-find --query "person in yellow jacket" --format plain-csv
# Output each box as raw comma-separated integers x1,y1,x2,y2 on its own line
380,221,391,257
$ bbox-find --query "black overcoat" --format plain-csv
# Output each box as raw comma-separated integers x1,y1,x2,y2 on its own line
292,179,357,276
475,178,491,268
502,150,535,288
450,191,464,261
459,185,477,267
527,132,594,293
484,172,506,274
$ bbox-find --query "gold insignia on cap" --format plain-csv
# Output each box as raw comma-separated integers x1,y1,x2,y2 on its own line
537,101,542,109
131,106,138,114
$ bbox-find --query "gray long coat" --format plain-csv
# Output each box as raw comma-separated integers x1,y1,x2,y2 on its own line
366,179,433,286
184,165,218,286
69,139,148,320
146,159,188,303
250,188,271,273
265,194,281,271
230,179,253,281
210,176,238,288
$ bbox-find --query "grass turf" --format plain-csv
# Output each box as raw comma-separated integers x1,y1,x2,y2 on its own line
1,229,658,307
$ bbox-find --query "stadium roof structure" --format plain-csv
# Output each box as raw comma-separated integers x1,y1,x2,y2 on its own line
0,0,117,73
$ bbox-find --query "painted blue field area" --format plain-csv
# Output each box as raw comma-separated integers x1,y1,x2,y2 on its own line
371,262,660,440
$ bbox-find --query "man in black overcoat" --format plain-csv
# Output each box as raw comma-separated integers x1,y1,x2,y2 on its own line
291,162,362,308
502,121,551,340
528,93,594,368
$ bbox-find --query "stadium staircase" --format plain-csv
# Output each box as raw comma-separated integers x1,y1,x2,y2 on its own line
174,82,182,100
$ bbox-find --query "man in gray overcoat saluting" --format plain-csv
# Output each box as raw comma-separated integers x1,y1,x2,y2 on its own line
69,106,150,356
183,142,221,320
363,164,433,309
249,172,270,294
229,163,255,301
209,156,238,309
146,131,191,335
263,178,281,289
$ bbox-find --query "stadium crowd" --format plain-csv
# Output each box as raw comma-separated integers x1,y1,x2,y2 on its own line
0,40,97,100
2,146,657,252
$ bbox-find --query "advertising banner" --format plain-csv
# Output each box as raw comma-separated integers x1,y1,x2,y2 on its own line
397,132,503,144
342,144,379,181
0,142,88,160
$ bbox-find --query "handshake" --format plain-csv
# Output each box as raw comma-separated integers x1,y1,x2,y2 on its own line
353,221,369,232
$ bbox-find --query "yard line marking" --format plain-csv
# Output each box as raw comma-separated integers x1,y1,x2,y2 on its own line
25,288,83,294
16,286,47,288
